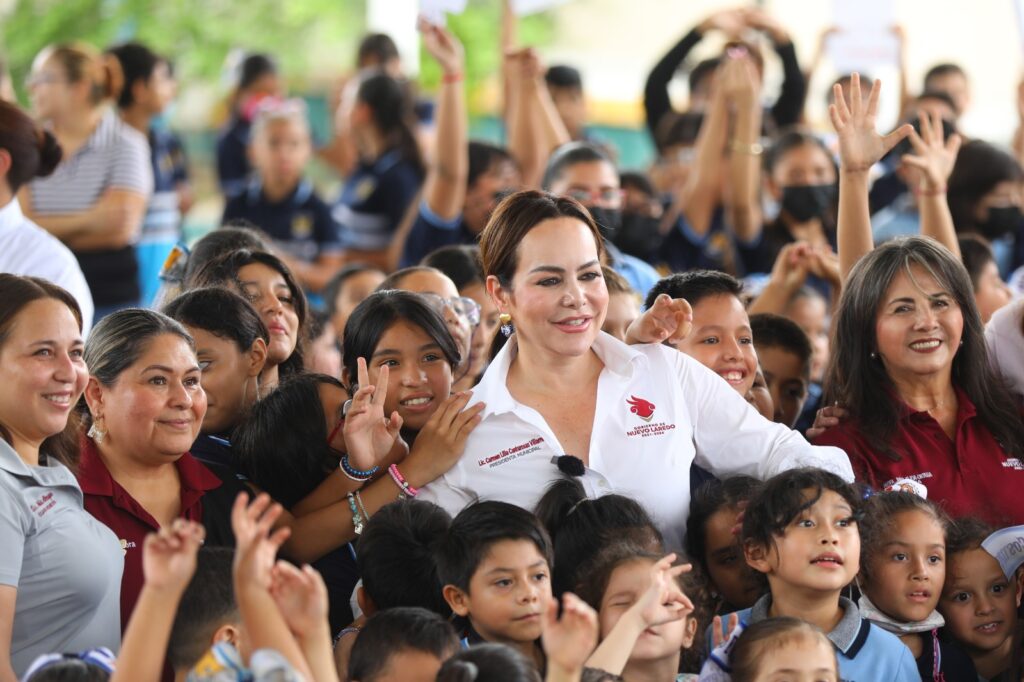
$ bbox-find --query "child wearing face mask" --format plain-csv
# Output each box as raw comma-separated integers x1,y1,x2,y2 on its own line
857,491,977,680
938,518,1023,681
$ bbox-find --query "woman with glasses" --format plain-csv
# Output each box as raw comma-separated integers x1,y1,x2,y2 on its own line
20,43,153,319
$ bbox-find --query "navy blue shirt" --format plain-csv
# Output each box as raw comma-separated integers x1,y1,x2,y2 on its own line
223,179,341,263
737,219,838,300
333,150,423,252
216,117,251,198
660,208,743,275
401,201,477,267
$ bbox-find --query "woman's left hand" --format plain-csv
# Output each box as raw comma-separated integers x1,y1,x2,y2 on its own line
624,294,693,346
343,358,404,472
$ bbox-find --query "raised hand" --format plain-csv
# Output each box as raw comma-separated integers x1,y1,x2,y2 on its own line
403,391,485,487
718,53,761,108
542,593,599,675
624,293,693,345
269,560,330,640
769,242,812,291
343,358,404,472
698,8,748,37
142,519,205,594
806,404,849,441
232,492,291,591
633,554,694,628
418,17,464,76
711,612,741,649
830,73,912,174
901,110,961,192
805,245,842,288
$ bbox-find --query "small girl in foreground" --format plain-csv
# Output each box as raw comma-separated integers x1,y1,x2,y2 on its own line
728,617,838,682
857,491,977,680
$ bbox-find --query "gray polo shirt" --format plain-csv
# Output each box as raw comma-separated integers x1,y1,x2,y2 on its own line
0,440,123,675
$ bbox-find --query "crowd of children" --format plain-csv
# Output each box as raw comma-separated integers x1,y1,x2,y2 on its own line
2,3,1024,682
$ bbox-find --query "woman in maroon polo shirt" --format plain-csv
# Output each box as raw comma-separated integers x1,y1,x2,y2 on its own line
76,308,244,630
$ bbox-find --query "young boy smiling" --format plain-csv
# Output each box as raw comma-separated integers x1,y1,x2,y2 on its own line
437,501,554,670
723,468,920,680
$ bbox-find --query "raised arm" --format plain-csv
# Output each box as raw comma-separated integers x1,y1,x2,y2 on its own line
507,48,570,189
722,54,763,242
743,7,806,128
829,74,912,281
900,109,961,257
419,19,467,223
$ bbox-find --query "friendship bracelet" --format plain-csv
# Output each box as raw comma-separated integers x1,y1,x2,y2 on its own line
442,71,464,84
355,490,370,524
340,455,379,482
388,464,419,498
347,493,365,535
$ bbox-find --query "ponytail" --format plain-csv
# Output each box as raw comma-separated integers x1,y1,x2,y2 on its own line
356,73,425,176
37,43,121,106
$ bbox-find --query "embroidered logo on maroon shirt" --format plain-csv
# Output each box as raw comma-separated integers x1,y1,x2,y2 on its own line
627,395,656,422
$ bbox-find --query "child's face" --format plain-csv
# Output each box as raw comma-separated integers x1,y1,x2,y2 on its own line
747,489,859,595
365,320,453,432
704,506,765,610
673,294,756,397
450,539,552,646
250,118,310,188
861,510,945,624
189,326,261,434
602,291,640,343
746,367,775,421
371,647,451,682
331,269,386,338
939,548,1021,654
751,635,838,682
599,559,695,660
758,346,809,428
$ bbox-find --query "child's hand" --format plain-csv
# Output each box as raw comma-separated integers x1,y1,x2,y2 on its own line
829,73,912,174
343,358,404,472
805,246,842,288
541,593,599,675
142,519,205,594
769,242,812,291
418,17,464,76
806,404,849,441
711,612,741,649
402,392,484,487
232,492,291,591
632,553,694,628
900,110,961,192
269,560,330,641
625,293,693,345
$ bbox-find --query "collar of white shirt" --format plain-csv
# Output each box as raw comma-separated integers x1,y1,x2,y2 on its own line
0,196,26,233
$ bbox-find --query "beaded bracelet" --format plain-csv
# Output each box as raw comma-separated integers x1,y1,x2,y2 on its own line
341,455,379,482
388,463,419,498
347,492,365,535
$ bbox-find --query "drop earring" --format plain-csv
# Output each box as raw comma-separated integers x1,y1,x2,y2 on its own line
87,416,106,444
499,313,514,338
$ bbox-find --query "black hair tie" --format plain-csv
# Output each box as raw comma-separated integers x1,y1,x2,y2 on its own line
556,455,586,477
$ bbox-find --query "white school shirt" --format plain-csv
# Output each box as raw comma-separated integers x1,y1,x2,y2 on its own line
419,332,854,552
0,197,94,334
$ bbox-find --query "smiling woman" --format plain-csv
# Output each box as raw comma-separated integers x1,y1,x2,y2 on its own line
75,308,246,633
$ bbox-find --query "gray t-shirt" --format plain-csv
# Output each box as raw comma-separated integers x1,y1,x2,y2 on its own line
0,440,123,675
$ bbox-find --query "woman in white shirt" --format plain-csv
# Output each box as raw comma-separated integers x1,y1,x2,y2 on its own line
418,190,853,550
0,100,93,332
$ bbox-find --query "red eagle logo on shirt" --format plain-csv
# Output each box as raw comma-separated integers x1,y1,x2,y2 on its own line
627,395,656,422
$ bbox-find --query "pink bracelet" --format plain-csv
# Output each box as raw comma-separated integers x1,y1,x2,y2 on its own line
388,464,419,498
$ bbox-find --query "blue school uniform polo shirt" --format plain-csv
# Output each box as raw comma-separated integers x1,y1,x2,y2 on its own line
332,149,422,252
400,201,477,267
222,179,341,263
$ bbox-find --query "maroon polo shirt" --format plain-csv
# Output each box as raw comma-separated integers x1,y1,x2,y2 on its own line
813,387,1024,526
76,438,224,630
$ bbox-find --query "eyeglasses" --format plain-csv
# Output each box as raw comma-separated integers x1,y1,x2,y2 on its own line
420,293,481,327
564,188,624,205
24,73,65,89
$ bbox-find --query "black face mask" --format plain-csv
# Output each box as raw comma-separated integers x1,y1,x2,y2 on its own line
614,212,664,259
781,184,836,223
587,206,622,241
979,206,1023,241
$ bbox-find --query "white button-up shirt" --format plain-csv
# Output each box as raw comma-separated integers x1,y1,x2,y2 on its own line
0,198,94,334
419,332,853,551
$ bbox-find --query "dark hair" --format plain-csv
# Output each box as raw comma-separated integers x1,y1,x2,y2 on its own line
356,73,425,176
422,245,484,290
163,287,269,354
357,33,400,67
309,309,332,343
375,265,442,292
945,516,993,556
924,63,966,89
655,111,704,152
168,547,237,671
468,141,515,189
480,190,605,289
545,65,583,90
188,248,307,378
41,43,121,106
341,290,460,389
85,308,193,389
729,617,836,682
22,660,110,682
0,275,82,466
763,128,838,179
575,541,662,611
541,141,613,190
106,42,162,109
232,373,341,507
322,263,385,317
958,234,997,290
436,501,553,592
534,478,663,596
0,100,62,192
685,476,761,576
349,607,458,682
357,499,453,615
742,468,861,554
749,313,812,377
581,670,625,682
619,171,656,198
182,224,272,287
238,53,277,91
435,643,541,682
859,491,949,582
823,236,1024,461
947,140,1024,233
643,270,742,311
